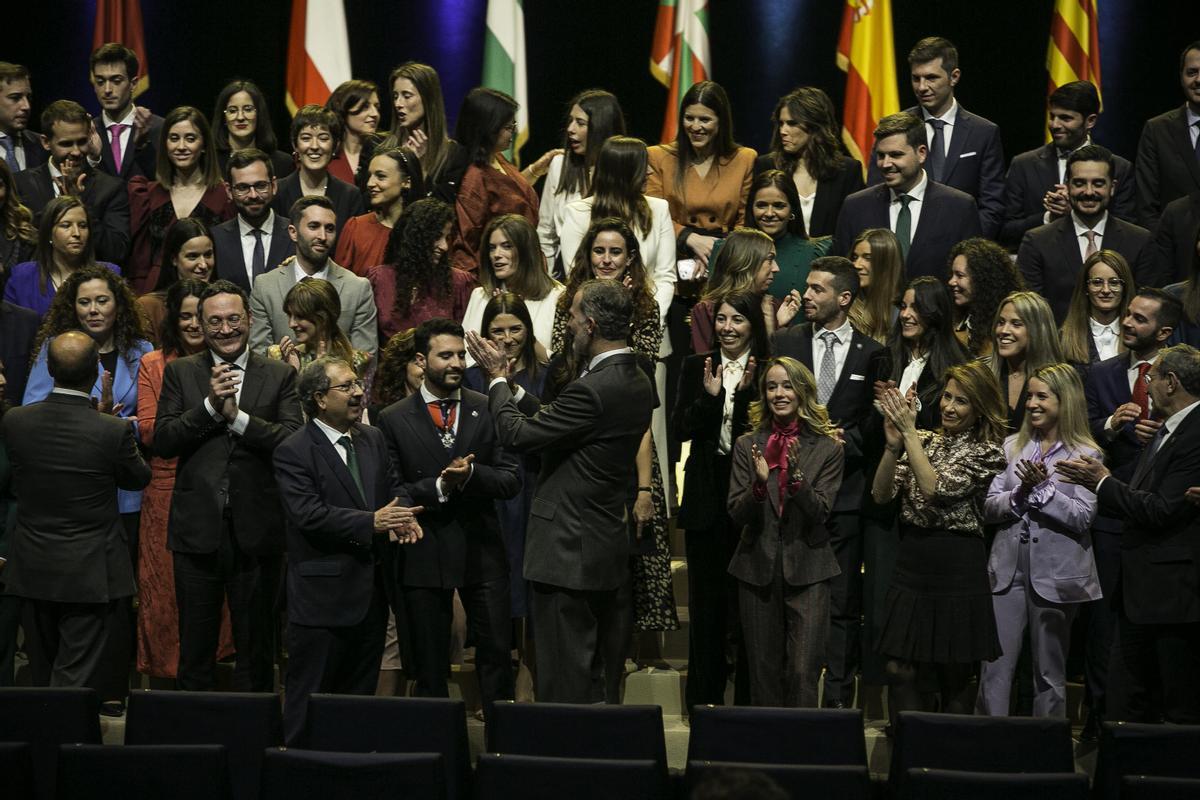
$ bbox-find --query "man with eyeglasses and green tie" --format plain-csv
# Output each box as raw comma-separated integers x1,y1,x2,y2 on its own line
155,278,303,692
1018,144,1156,324
211,148,295,294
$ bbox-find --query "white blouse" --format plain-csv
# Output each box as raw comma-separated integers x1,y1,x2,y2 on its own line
535,154,581,264
461,283,565,367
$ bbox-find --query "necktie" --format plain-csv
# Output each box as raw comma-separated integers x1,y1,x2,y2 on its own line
429,398,457,450
109,123,128,174
1084,230,1099,259
1131,361,1152,419
250,228,265,278
895,194,913,261
1193,120,1200,166
0,135,15,171
817,330,839,404
1132,424,1169,487
336,435,366,502
927,118,947,182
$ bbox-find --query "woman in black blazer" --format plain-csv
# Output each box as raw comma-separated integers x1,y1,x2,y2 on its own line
754,87,864,239
673,288,767,708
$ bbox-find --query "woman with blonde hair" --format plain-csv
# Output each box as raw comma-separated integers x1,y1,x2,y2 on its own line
727,356,844,706
1061,250,1136,364
873,359,1007,716
690,227,799,353
848,228,903,343
977,363,1102,717
991,291,1065,432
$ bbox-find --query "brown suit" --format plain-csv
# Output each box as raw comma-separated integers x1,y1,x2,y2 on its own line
727,428,843,707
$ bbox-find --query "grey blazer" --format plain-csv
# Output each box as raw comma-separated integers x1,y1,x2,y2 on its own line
248,259,379,357
726,428,843,588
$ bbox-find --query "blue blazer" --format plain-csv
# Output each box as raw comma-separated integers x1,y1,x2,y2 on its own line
1084,354,1145,534
3,261,122,319
23,336,154,513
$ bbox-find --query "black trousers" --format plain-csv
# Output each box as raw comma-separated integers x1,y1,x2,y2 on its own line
91,512,140,702
684,515,748,708
1083,528,1122,717
27,598,115,687
1107,613,1200,724
0,590,20,686
823,509,864,705
530,577,629,704
402,576,513,718
173,515,281,692
283,576,388,745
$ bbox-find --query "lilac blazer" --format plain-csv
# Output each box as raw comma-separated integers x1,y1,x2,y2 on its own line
983,435,1103,604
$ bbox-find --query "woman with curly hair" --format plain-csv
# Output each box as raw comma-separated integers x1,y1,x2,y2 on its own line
126,106,233,293
136,218,214,345
324,79,381,188
211,79,293,179
335,147,423,277
727,356,845,706
946,238,1025,357
371,328,423,414
848,228,903,344
755,87,864,238
267,277,371,378
1062,250,1136,363
0,160,35,293
5,196,120,318
990,291,1065,432
366,197,474,341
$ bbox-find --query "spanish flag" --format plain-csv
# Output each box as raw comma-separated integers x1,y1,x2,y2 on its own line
836,0,900,175
285,0,352,115
1046,0,1101,127
650,0,711,145
93,0,150,98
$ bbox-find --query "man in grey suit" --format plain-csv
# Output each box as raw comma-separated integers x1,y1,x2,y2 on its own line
468,280,652,704
249,195,377,357
2,331,150,686
155,279,304,691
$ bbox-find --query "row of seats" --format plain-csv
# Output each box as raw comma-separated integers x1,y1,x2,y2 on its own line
2,687,1199,799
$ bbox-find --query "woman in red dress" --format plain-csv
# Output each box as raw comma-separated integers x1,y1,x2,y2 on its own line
335,147,422,276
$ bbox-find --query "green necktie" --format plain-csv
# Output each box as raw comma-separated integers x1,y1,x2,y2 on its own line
337,435,366,503
895,194,913,261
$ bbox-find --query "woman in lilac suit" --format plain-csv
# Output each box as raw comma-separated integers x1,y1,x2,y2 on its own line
977,362,1102,717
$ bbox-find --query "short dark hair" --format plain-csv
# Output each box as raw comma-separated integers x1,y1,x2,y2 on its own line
89,42,139,78
809,256,860,306
47,333,99,390
1065,143,1114,181
579,279,633,341
0,63,30,85
289,104,343,150
41,100,90,135
225,147,274,182
1181,40,1200,72
298,356,349,418
414,318,464,357
908,36,959,72
1136,286,1183,333
197,279,248,319
873,112,926,151
1049,80,1100,117
289,194,335,227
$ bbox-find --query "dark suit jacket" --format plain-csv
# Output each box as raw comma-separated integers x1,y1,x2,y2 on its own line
275,421,407,628
831,179,981,280
0,301,38,403
1135,106,1200,227
1097,405,1200,625
1017,214,1155,323
672,351,754,531
866,105,1005,238
272,171,366,238
2,393,149,603
93,113,163,181
211,213,296,294
1153,192,1200,285
752,154,864,238
771,323,886,511
154,350,303,556
489,352,651,592
1000,142,1138,247
726,428,843,587
378,389,518,589
14,163,130,264
1086,354,1145,535
8,130,46,172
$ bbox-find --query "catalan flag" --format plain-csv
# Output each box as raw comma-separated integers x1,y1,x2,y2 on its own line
1046,0,1102,132
285,0,352,115
836,0,900,175
93,0,150,98
650,0,711,145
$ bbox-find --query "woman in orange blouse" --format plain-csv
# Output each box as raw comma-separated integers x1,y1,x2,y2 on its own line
449,88,539,275
334,147,423,276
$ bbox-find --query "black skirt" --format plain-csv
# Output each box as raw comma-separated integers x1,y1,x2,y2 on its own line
875,523,1001,664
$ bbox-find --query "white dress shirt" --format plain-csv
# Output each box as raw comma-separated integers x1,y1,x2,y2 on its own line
313,416,353,464
921,99,959,159
889,170,928,240
1089,317,1120,361
718,349,750,455
239,210,277,286
103,107,136,167
812,318,855,391
797,191,816,237
1188,107,1200,149
1072,210,1108,262
204,348,251,435
292,261,329,284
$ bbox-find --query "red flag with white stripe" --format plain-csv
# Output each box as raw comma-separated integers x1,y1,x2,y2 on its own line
285,0,352,115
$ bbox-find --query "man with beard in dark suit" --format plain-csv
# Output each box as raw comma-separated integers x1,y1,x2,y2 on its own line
1134,41,1200,228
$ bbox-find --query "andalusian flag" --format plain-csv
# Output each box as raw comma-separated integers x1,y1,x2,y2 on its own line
285,0,352,114
93,0,150,98
1046,0,1102,138
483,0,529,164
650,0,711,145
836,0,900,175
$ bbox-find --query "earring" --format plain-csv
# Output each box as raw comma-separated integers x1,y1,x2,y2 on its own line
789,213,796,220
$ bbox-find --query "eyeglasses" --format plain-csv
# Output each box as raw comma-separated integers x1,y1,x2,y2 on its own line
1087,277,1124,290
326,379,365,393
224,105,257,117
205,314,244,329
231,181,272,197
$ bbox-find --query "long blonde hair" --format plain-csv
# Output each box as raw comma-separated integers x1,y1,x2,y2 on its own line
1060,250,1134,364
701,228,775,303
846,228,903,343
749,357,839,440
990,291,1064,380
1013,362,1101,455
